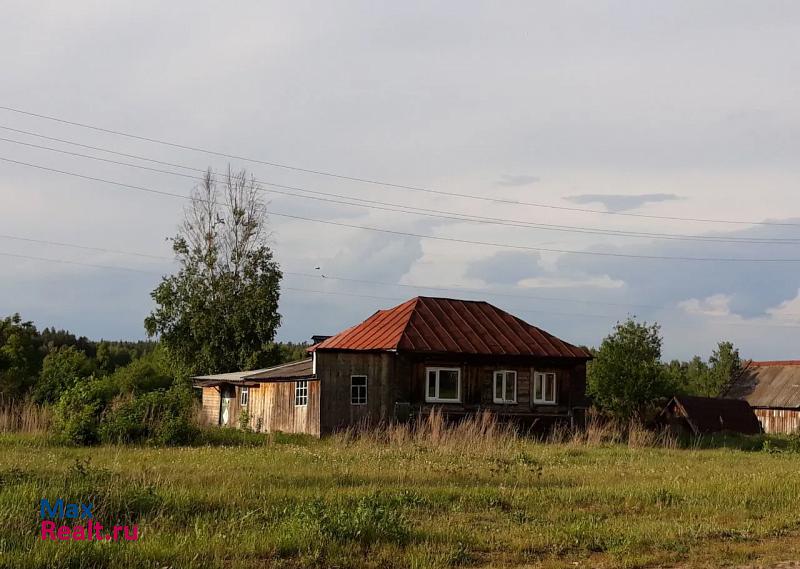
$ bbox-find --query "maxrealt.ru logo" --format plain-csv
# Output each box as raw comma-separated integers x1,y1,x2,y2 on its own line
39,499,139,542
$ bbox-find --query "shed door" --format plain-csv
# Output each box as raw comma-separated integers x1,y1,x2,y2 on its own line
220,385,234,426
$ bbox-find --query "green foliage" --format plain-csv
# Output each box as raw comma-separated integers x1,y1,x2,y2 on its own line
661,341,741,397
705,341,741,397
99,383,197,445
145,169,282,375
107,346,175,393
238,408,251,431
32,346,94,404
587,318,672,419
53,377,120,445
0,314,42,398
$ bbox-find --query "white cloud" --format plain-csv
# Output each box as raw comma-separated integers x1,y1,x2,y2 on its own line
678,294,733,317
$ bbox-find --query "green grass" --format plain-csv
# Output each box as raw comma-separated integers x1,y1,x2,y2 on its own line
1,431,799,568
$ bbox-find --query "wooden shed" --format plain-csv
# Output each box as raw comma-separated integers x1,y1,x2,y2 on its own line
193,359,319,436
658,395,762,436
724,360,800,434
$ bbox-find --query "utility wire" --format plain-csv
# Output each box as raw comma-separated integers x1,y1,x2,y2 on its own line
1,105,798,227
0,231,661,309
3,154,800,263
6,250,800,328
3,131,800,243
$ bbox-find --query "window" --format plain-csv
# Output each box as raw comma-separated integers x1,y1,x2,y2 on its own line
533,372,557,404
493,371,517,404
240,386,249,406
351,375,367,405
425,367,461,403
295,380,308,406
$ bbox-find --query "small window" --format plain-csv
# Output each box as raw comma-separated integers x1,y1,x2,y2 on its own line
295,380,308,406
240,386,249,406
533,372,557,404
351,375,367,405
493,371,517,404
425,367,461,403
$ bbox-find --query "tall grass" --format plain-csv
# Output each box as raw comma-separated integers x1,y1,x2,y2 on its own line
0,401,51,434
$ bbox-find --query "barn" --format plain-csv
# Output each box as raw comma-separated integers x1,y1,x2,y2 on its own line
723,360,800,434
193,296,592,436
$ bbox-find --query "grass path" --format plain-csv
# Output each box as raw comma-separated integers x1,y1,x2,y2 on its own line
0,433,799,568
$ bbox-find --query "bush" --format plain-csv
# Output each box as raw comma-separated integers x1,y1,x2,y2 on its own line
99,383,197,445
109,348,173,394
53,377,120,445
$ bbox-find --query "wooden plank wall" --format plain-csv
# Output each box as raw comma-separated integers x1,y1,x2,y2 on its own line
317,351,403,433
408,357,584,414
315,351,588,433
246,380,320,436
199,382,320,436
199,387,221,426
754,408,800,434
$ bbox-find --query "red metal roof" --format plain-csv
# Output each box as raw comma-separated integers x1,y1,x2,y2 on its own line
311,297,591,358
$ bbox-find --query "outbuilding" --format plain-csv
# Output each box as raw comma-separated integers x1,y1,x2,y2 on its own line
724,360,800,434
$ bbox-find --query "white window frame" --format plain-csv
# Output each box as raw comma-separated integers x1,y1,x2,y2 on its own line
351,375,367,405
493,370,517,404
240,386,249,406
533,372,558,405
425,367,461,403
294,380,308,407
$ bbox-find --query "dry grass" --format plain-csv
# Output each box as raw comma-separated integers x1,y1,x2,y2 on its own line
0,401,51,434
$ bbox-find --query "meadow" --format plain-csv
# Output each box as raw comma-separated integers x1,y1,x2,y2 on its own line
1,418,800,569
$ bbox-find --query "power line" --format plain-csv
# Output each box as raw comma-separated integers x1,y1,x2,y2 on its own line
3,154,800,263
1,105,798,228
3,130,800,244
6,249,799,328
0,232,658,308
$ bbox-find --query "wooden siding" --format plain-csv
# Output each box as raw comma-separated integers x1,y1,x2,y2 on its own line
754,408,800,434
315,351,587,433
317,351,405,433
199,386,221,426
199,381,320,436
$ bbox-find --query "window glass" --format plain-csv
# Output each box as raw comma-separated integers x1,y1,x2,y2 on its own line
438,369,459,400
240,387,249,406
504,373,515,402
351,375,367,405
295,380,308,406
427,370,437,399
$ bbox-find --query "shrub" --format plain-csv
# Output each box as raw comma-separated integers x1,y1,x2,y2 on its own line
53,377,120,445
99,383,197,445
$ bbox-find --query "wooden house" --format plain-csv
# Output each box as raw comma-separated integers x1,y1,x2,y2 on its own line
193,296,592,436
723,360,800,434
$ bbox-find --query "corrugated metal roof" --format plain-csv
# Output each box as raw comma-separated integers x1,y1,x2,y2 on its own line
311,297,591,358
192,358,314,386
245,358,313,381
724,360,800,408
662,396,762,435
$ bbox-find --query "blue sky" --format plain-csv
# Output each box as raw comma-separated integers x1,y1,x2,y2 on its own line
1,1,799,360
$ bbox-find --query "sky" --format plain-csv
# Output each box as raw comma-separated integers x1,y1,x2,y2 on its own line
1,1,799,361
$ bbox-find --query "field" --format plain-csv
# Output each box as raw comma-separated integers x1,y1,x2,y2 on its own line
2,424,800,569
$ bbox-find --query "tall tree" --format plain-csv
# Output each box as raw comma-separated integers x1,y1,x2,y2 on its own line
0,314,42,399
702,341,741,397
587,318,672,419
145,168,282,375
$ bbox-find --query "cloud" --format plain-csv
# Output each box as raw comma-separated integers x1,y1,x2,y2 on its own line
496,174,540,187
679,294,733,316
464,252,543,285
565,193,683,212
